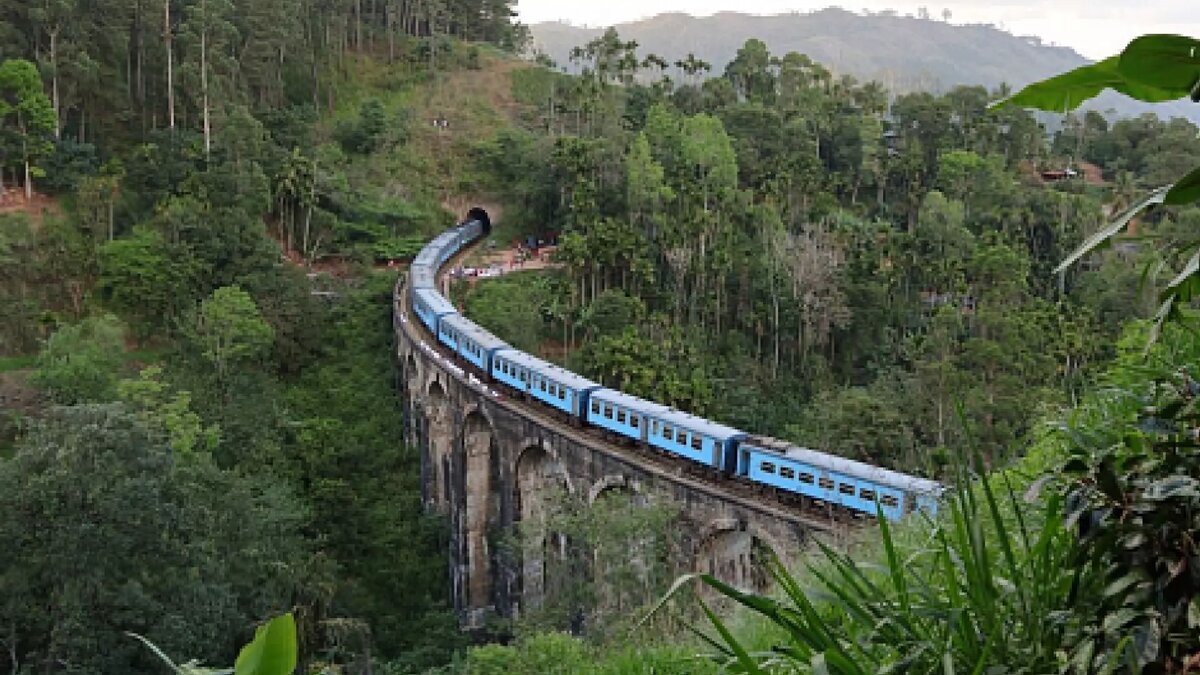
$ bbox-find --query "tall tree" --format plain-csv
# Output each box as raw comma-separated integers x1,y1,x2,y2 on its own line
0,59,55,199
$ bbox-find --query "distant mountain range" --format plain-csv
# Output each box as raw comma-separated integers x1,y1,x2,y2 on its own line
528,8,1200,125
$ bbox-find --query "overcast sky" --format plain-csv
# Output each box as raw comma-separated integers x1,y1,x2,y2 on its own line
515,1,1196,61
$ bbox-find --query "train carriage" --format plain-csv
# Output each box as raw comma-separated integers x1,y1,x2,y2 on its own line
410,262,437,291
452,320,510,373
644,409,746,471
585,389,673,444
412,288,457,335
437,312,471,352
491,351,601,418
737,441,942,520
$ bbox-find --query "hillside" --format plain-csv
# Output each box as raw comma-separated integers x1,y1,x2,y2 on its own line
530,8,1200,124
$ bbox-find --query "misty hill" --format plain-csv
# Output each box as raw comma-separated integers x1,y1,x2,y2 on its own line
529,8,1200,125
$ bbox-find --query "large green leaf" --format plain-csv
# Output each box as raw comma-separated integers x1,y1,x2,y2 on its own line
234,614,297,675
1053,187,1169,274
996,58,1179,112
1165,165,1200,205
1117,35,1200,97
1143,475,1200,501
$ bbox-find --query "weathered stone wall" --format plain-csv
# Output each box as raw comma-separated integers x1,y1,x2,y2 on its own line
394,288,849,628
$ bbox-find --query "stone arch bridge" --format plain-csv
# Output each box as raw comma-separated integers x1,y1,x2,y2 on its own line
393,280,850,628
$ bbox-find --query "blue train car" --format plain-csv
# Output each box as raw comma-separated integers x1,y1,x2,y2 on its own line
585,389,673,444
458,219,484,248
453,319,510,373
491,351,601,417
737,440,942,520
437,312,471,352
412,288,457,335
643,410,746,470
410,262,437,291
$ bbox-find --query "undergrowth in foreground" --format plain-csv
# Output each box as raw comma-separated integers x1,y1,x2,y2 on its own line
664,320,1200,674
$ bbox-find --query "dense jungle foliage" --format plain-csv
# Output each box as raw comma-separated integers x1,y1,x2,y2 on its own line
462,30,1200,481
0,0,522,672
1,0,1199,668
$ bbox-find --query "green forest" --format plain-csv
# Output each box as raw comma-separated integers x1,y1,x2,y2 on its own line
1,0,1199,669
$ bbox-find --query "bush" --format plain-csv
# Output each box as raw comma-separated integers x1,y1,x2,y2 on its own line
32,314,126,404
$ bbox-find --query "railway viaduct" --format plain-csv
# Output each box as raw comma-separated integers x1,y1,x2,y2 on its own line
393,277,851,628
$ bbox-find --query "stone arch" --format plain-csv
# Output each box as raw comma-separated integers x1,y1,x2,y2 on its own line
695,519,781,594
586,474,644,505
514,440,571,613
587,477,662,628
426,379,452,511
462,409,496,611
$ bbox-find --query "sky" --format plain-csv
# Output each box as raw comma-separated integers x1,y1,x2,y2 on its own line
515,0,1197,61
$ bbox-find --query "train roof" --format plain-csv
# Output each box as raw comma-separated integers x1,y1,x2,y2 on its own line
744,438,943,494
439,314,509,351
589,388,674,417
650,408,747,442
410,263,437,289
497,350,602,391
412,288,457,316
413,236,449,267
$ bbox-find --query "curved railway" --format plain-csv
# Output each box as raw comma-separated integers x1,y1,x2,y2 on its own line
395,209,943,527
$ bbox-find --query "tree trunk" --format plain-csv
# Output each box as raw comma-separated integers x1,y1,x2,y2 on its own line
165,0,175,129
201,11,211,158
49,28,61,138
355,0,362,51
387,1,395,62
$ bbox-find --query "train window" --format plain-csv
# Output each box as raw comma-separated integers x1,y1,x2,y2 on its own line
604,406,613,420
650,421,659,434
591,401,600,415
631,415,640,428
819,477,834,490
839,484,855,496
799,472,814,484
617,410,626,424
780,467,795,479
676,431,686,444
690,436,702,450
539,380,547,392
881,495,899,508
860,489,876,501
662,425,673,439
761,462,777,474
519,371,528,382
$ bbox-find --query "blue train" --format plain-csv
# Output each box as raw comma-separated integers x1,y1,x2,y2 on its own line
403,209,943,521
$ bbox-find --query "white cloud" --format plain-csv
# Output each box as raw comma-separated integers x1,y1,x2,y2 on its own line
515,0,1199,60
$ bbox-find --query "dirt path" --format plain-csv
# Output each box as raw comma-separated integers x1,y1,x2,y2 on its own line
0,189,60,227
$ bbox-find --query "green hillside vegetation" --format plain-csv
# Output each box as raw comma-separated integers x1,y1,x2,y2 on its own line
2,0,1199,669
0,0,526,672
